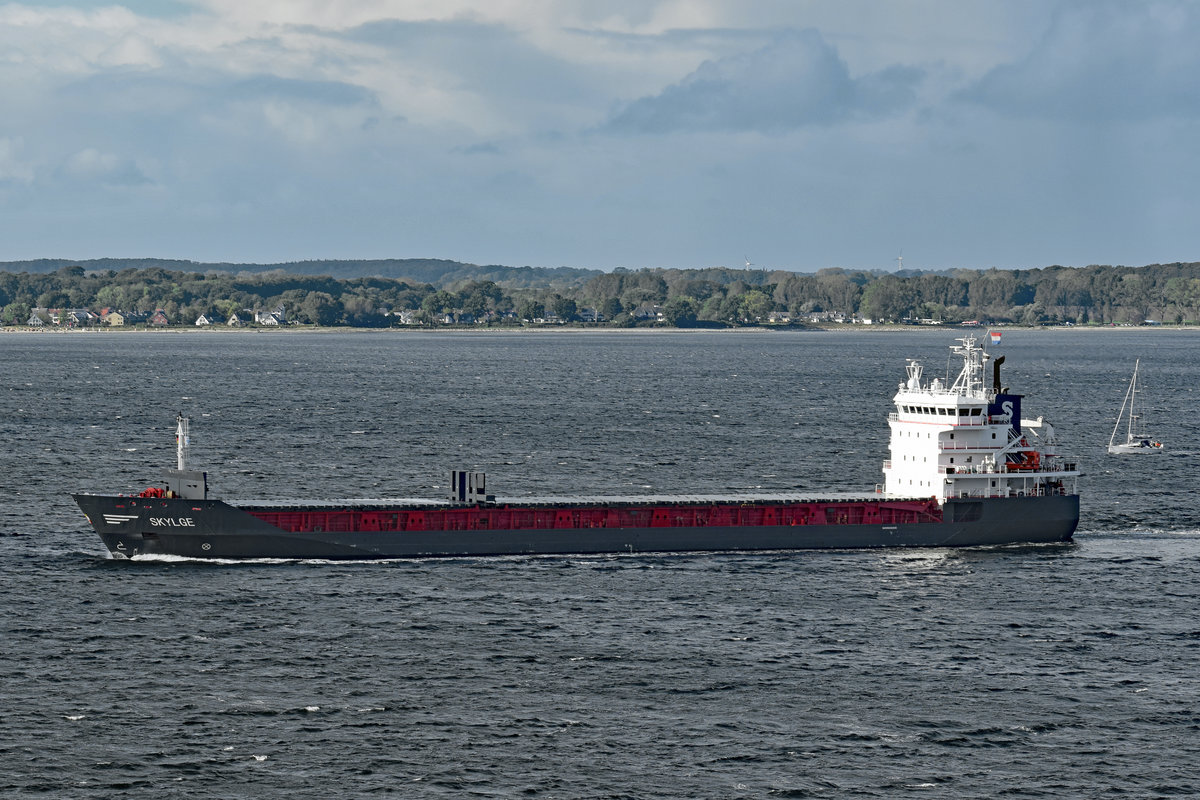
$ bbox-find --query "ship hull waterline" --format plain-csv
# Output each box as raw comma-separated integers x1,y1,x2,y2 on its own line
74,494,1079,560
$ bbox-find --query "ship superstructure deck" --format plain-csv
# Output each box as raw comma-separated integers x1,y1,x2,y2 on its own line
883,336,1078,502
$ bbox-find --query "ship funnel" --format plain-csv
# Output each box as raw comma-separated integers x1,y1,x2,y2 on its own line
449,470,489,504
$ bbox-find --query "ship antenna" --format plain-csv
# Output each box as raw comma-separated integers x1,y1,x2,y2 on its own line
176,412,189,471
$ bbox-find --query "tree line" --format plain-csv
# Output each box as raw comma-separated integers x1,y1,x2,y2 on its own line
3,261,1200,328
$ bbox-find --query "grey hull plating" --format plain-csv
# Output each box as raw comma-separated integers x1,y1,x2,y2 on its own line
73,494,1079,560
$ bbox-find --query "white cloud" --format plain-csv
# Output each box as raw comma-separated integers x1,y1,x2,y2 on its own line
0,4,146,75
604,29,922,133
0,137,35,183
97,34,164,69
960,1,1200,120
59,148,150,186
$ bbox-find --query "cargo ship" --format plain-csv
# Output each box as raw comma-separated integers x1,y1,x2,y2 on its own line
74,337,1079,560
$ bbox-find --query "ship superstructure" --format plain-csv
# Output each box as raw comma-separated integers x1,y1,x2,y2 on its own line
883,336,1078,502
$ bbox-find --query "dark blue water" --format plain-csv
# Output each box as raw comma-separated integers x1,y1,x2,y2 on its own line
2,329,1199,798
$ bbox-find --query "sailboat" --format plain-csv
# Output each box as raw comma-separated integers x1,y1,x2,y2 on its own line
1108,359,1164,455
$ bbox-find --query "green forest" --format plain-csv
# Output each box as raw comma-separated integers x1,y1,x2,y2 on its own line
3,261,1200,328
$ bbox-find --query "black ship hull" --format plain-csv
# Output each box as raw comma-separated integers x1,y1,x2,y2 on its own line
73,493,1080,560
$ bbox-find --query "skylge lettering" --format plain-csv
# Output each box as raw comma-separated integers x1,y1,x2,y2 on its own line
149,518,197,527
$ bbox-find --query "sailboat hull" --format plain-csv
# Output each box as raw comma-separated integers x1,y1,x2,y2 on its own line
1107,441,1164,455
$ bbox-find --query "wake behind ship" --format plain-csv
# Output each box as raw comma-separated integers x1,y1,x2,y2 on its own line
74,337,1080,560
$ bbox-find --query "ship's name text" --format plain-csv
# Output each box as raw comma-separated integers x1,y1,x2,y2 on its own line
149,517,196,527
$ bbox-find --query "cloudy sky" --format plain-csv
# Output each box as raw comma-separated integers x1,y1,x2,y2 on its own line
0,0,1196,272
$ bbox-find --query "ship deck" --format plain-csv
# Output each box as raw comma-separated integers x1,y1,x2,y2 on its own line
236,491,909,511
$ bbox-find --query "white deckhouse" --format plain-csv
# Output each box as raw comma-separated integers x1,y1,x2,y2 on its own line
883,337,1078,502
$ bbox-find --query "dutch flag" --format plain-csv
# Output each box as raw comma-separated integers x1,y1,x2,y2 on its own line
989,330,1002,345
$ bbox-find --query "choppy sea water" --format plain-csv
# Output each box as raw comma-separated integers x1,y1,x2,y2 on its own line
2,328,1199,798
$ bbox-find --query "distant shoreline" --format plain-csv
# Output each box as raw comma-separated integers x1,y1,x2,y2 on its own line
4,323,1198,334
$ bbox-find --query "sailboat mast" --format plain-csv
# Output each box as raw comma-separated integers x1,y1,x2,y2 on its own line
1127,358,1139,443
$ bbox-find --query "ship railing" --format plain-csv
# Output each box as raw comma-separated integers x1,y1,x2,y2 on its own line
940,443,1003,452
888,413,990,428
942,462,1077,476
959,486,1068,499
941,464,991,475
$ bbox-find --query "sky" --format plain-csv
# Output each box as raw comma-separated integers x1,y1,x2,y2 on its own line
1,0,1198,273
